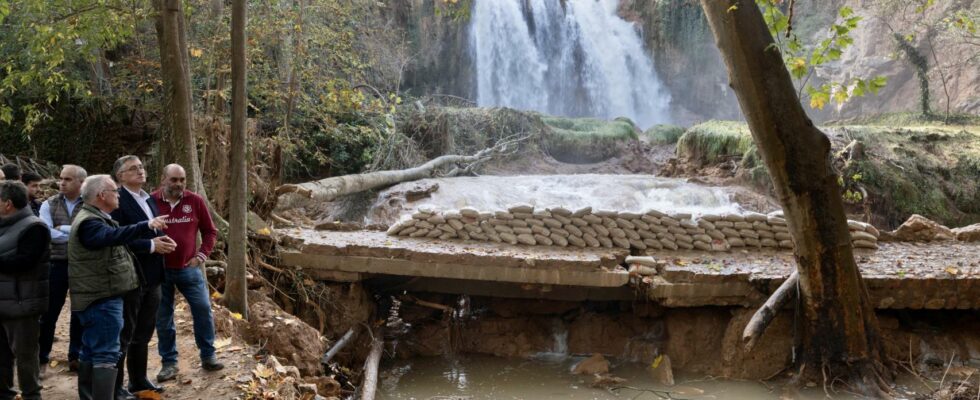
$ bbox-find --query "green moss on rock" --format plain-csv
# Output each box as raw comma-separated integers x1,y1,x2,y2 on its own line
830,125,980,227
643,124,686,145
540,116,639,163
672,120,980,227
676,120,755,166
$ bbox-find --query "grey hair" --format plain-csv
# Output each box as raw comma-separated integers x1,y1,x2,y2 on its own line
80,175,114,203
111,155,140,182
63,164,88,181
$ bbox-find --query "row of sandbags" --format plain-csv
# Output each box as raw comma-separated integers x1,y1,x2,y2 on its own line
386,204,881,251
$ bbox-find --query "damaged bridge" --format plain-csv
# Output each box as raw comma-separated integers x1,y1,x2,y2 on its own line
278,228,980,309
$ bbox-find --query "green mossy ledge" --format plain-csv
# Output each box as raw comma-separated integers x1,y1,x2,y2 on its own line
540,116,639,164
674,118,980,228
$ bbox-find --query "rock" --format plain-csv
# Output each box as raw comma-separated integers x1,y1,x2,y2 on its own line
297,383,319,396
589,373,627,388
953,223,980,242
648,354,674,386
571,353,609,375
239,292,325,376
266,355,301,379
890,214,955,242
305,376,342,398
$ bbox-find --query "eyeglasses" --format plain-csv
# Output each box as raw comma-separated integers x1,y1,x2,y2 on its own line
100,189,119,197
122,165,145,173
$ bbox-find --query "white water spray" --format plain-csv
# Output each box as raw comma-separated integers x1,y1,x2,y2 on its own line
470,0,672,128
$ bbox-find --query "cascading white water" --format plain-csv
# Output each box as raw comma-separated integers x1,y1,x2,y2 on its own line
470,0,672,128
533,318,569,361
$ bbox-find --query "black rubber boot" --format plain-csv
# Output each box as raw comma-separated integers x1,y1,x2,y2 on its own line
114,354,136,399
92,367,118,400
126,346,162,393
78,362,94,400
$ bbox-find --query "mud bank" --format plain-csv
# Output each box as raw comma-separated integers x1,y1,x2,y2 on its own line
384,295,980,380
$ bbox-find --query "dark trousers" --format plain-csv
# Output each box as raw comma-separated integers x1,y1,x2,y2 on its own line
0,316,42,400
38,260,81,363
121,284,160,389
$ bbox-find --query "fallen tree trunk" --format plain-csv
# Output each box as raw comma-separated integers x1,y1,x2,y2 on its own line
742,271,798,352
360,327,384,400
275,134,528,210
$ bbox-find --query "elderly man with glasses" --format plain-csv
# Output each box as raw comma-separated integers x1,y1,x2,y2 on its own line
68,175,168,400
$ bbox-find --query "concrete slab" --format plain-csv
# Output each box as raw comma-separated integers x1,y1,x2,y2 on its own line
281,252,629,287
277,229,980,309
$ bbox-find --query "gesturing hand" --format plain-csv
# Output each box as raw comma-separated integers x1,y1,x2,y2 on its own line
152,236,177,254
149,215,169,231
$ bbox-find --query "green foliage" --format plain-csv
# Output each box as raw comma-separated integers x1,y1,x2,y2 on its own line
831,125,980,226
830,112,980,126
891,33,932,116
950,9,977,34
675,120,754,165
179,0,404,181
0,0,142,134
644,124,686,145
540,116,638,163
434,0,472,21
757,1,887,110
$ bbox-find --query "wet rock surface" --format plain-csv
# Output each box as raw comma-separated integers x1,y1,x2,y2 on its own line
953,223,980,242
889,214,956,242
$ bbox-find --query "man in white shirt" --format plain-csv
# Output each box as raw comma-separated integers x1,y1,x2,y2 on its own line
37,165,87,372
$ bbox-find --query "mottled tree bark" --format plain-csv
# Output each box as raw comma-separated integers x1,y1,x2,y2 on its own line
154,0,207,198
226,0,249,319
699,1,889,394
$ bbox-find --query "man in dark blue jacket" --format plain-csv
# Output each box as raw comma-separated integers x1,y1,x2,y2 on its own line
110,156,174,396
0,181,50,400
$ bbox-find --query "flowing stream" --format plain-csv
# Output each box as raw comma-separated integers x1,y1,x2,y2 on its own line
470,0,671,128
377,355,905,400
368,175,742,224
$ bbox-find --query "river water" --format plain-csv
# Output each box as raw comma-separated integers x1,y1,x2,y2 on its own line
368,175,743,224
378,355,897,400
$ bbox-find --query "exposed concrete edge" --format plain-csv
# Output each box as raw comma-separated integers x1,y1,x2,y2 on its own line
281,251,630,287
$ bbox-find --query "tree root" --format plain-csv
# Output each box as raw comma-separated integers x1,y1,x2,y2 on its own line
742,271,798,352
790,359,895,399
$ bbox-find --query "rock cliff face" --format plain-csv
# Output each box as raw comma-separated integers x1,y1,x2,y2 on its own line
393,0,979,122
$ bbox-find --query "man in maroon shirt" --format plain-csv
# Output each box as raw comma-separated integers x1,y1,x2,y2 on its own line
151,164,224,382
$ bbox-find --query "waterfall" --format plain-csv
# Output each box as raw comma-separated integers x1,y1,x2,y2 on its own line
470,0,672,128
533,318,569,361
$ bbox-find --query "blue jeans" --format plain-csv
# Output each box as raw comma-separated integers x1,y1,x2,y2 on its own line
77,297,124,368
156,267,216,364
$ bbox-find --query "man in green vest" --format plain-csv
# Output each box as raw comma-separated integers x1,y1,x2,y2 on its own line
68,175,168,400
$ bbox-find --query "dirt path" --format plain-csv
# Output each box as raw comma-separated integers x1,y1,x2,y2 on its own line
40,297,257,399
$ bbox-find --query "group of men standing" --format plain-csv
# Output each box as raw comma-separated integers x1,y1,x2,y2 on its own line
0,158,224,400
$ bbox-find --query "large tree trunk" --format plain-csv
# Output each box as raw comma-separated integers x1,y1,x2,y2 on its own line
698,1,890,394
226,0,249,319
154,0,208,198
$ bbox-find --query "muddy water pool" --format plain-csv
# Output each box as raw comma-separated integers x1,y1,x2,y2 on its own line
378,355,923,399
